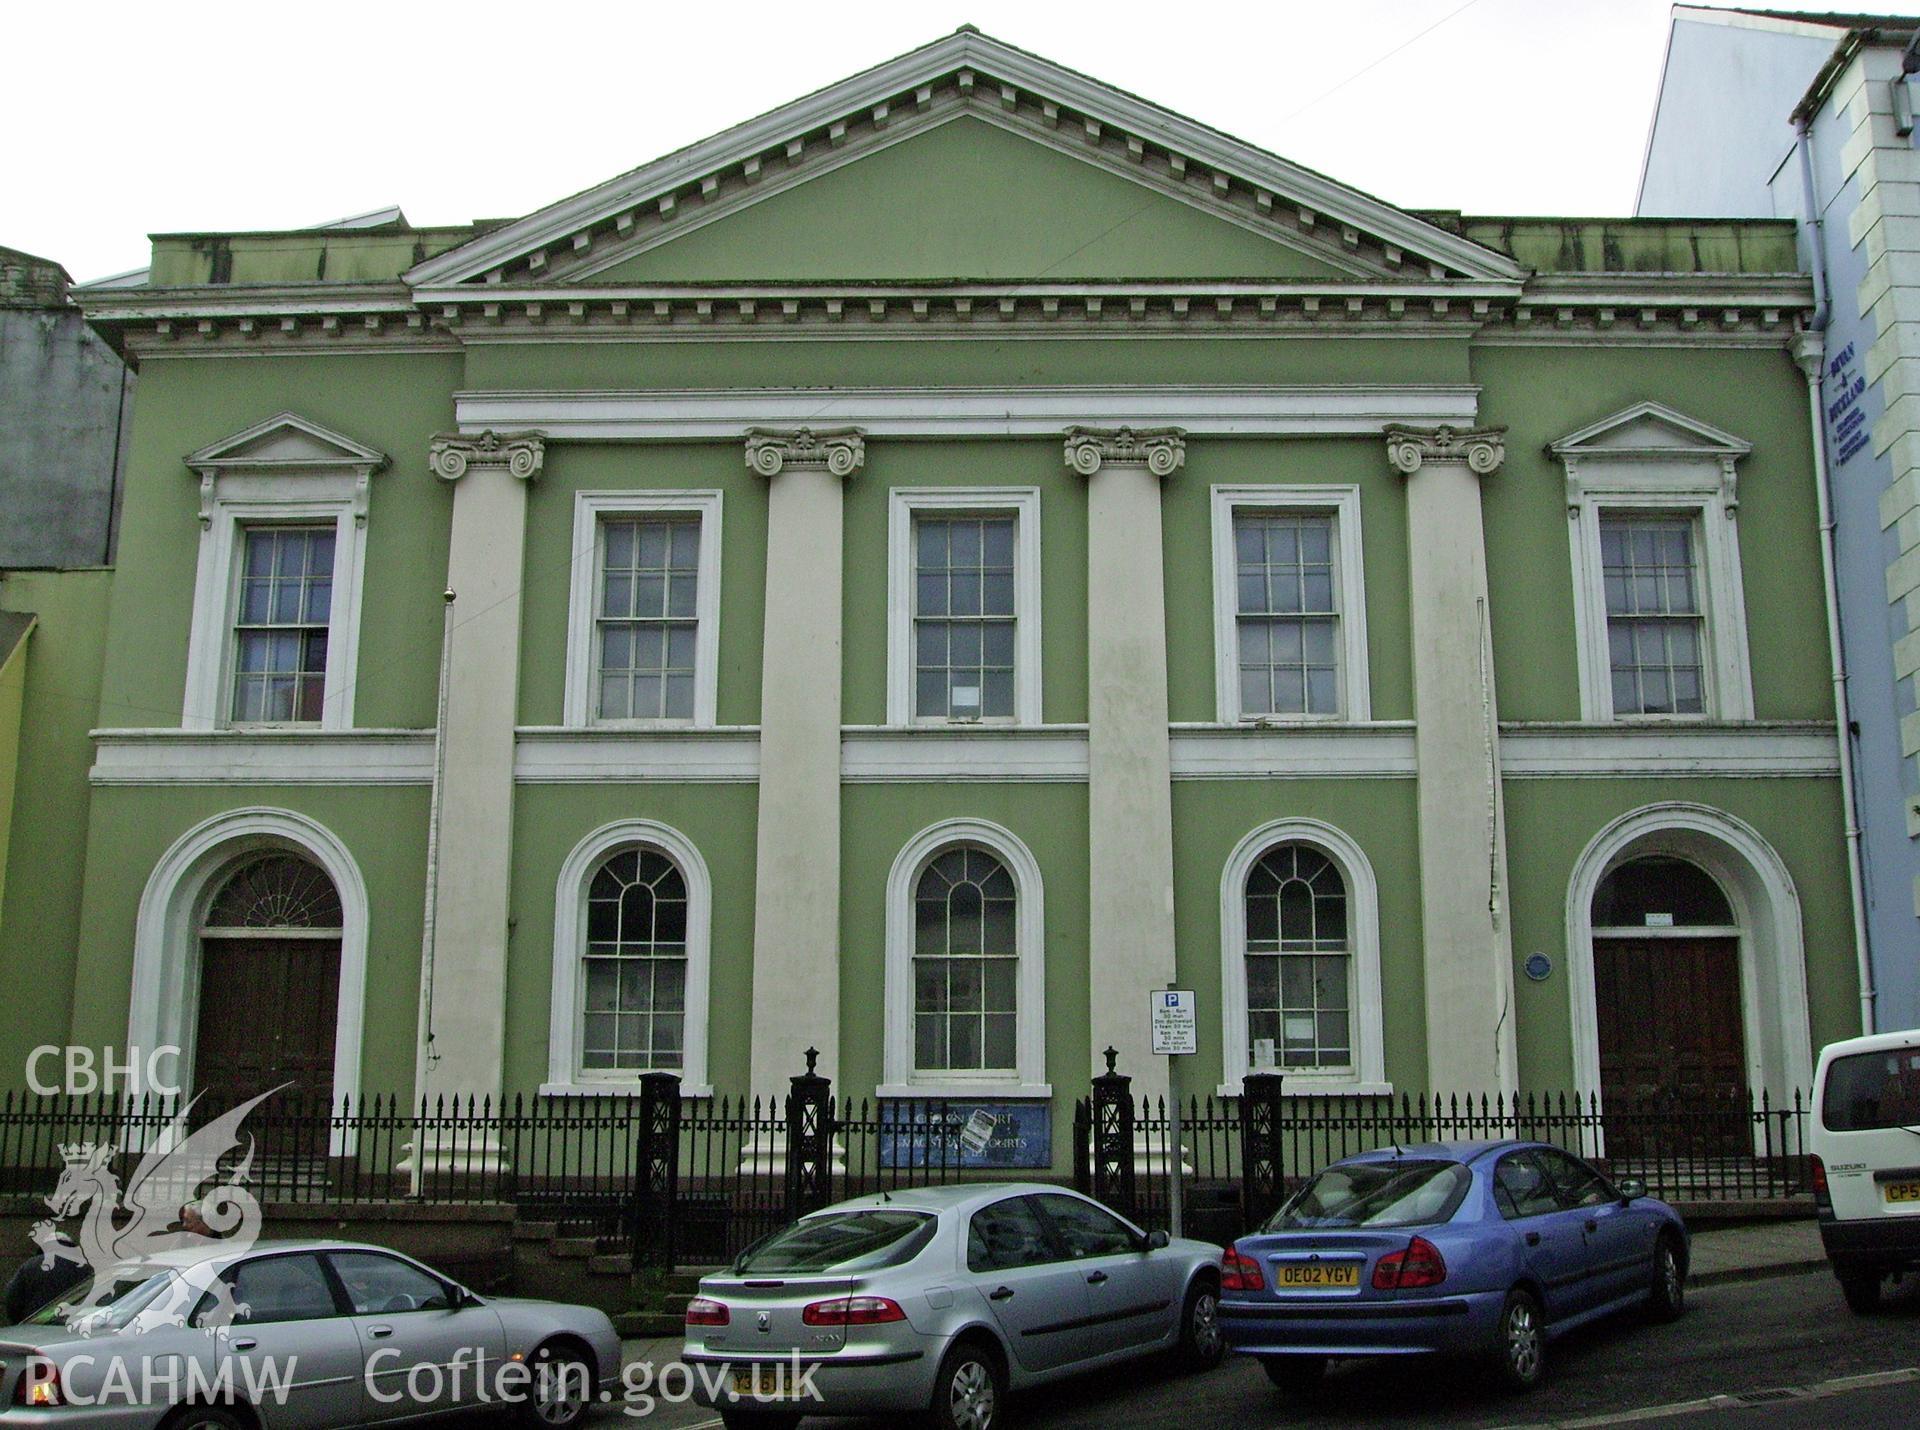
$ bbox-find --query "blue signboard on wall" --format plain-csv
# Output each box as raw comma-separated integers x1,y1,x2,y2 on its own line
877,1102,1051,1169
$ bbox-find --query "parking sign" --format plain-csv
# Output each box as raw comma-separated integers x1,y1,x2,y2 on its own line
1150,988,1197,1056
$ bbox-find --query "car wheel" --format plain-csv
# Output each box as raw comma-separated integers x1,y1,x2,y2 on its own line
159,1408,249,1430
1839,1268,1883,1314
517,1340,593,1428
925,1337,1006,1430
1489,1287,1546,1391
1176,1278,1226,1371
1260,1355,1326,1395
1646,1234,1686,1323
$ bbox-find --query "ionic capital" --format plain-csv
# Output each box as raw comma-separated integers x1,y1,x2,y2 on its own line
1063,425,1186,477
743,426,866,477
429,431,545,483
1383,424,1506,477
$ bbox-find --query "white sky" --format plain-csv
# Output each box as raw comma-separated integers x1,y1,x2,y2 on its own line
0,1,1860,283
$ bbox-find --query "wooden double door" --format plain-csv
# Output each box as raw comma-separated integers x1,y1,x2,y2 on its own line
193,936,341,1155
1594,936,1747,1155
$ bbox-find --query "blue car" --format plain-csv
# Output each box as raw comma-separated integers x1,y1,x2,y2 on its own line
1217,1139,1688,1393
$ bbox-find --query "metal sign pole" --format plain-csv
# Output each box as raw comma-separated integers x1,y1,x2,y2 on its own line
1167,1025,1184,1240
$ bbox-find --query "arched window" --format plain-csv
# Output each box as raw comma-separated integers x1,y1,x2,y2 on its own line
1245,845,1350,1070
1220,819,1386,1094
581,849,688,1073
204,854,343,932
914,848,1018,1074
1592,855,1734,929
883,820,1048,1097
548,821,712,1094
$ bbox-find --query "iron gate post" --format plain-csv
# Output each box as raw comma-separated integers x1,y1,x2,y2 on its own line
1090,1046,1136,1219
631,1072,682,1271
1239,1071,1285,1231
785,1047,834,1220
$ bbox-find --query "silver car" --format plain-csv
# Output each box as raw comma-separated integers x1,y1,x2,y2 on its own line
0,1238,621,1428
683,1182,1224,1430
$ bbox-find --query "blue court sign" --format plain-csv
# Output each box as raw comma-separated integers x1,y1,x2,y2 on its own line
878,1102,1052,1169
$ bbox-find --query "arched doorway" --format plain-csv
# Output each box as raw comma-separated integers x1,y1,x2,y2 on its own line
1591,855,1746,1151
193,853,343,1153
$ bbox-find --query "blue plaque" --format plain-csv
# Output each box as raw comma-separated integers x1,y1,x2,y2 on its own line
878,1102,1051,1170
1524,952,1553,982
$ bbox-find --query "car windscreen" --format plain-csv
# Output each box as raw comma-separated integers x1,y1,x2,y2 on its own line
1264,1159,1471,1231
24,1268,179,1330
1823,1046,1920,1132
734,1209,937,1274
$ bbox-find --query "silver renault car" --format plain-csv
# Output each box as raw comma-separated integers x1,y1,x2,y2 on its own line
0,1238,621,1427
683,1183,1224,1430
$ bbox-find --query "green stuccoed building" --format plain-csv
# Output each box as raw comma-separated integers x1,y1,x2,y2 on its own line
5,30,1864,1172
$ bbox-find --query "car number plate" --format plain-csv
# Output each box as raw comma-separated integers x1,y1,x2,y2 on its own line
732,1368,800,1399
1883,1180,1920,1204
1274,1262,1359,1289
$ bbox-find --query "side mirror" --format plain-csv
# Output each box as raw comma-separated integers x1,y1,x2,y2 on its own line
1616,1179,1646,1202
1145,1229,1171,1251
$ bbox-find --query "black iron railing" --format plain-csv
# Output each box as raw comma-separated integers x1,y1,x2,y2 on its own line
0,1077,1812,1272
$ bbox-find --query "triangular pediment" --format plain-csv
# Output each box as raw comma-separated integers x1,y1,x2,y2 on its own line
408,29,1523,292
185,413,388,474
1548,402,1751,460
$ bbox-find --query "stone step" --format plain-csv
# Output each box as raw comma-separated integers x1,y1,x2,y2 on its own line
549,1237,600,1259
587,1254,630,1277
511,1221,559,1242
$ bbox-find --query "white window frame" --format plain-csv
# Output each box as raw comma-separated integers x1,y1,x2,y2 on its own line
881,818,1050,1099
545,818,713,1097
182,416,383,733
887,488,1042,727
564,490,723,728
1210,485,1371,724
1218,817,1388,1096
1552,402,1753,722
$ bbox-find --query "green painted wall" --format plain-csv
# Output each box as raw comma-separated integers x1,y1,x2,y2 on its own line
67,785,430,1098
596,117,1351,283
1474,344,1831,723
1502,776,1855,1090
0,570,113,1084
843,440,1087,724
98,354,462,733
1171,780,1425,1092
505,784,761,1095
840,782,1088,1170
1163,438,1414,723
519,445,768,727
0,622,27,924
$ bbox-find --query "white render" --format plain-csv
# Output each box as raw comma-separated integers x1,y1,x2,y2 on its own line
747,433,859,1088
416,434,542,1109
1389,426,1520,1092
1078,430,1182,1096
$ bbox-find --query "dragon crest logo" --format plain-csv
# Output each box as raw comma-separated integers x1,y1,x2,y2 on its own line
32,1088,275,1334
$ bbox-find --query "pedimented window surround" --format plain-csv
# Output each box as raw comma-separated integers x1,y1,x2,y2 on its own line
180,414,386,732
1550,403,1754,723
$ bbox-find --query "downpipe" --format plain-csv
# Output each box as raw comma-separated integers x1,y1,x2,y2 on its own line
1797,115,1876,1034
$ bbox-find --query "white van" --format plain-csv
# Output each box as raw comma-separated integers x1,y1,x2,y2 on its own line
1809,1028,1920,1311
